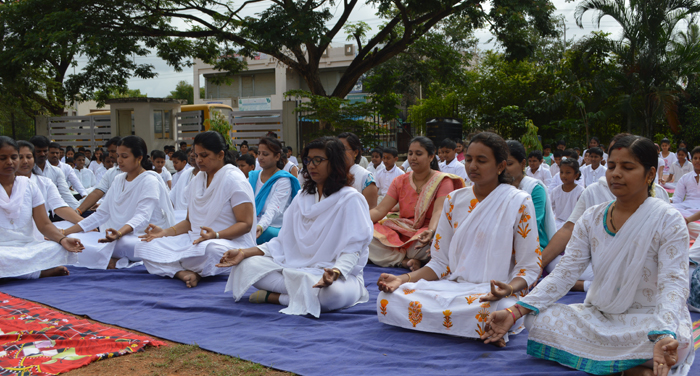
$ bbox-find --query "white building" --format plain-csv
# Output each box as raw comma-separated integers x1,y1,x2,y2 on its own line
193,45,360,111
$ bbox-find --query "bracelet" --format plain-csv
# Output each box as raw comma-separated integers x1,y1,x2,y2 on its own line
506,284,514,298
169,226,177,236
506,308,516,322
332,269,341,280
57,236,67,246
216,232,220,239
116,230,123,238
515,304,524,317
76,208,82,215
653,334,674,344
404,273,412,283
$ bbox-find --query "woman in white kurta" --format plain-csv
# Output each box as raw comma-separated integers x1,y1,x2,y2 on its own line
482,135,694,376
0,136,83,280
338,132,378,209
136,131,257,288
219,136,373,317
248,137,300,245
376,132,541,344
62,136,176,270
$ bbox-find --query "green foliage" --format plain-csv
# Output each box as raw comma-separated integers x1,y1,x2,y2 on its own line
520,120,543,153
94,88,147,106
204,111,233,149
286,90,399,147
166,81,204,105
407,89,461,135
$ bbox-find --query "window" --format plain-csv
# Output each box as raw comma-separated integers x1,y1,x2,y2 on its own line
154,110,172,139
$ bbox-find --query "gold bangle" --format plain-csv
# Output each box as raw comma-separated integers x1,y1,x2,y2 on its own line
332,269,341,280
507,284,514,298
404,273,412,283
170,226,177,236
116,230,123,238
76,208,82,215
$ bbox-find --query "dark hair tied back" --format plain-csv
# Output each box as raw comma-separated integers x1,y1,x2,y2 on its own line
258,137,286,170
194,131,236,165
301,136,353,197
608,135,657,197
338,132,363,164
410,136,440,171
117,136,153,170
471,132,511,184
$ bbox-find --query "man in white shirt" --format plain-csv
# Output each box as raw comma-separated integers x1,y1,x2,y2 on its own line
75,136,123,215
48,142,87,198
580,147,607,187
286,146,298,166
29,136,81,209
374,147,405,197
438,138,469,183
526,150,552,186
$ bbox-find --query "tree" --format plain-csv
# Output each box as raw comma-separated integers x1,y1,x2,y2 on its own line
42,0,556,102
167,81,205,104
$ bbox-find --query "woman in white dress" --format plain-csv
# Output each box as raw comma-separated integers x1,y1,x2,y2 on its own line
218,136,373,317
338,132,378,209
376,132,541,345
0,136,83,279
61,136,175,270
136,131,257,288
248,137,300,244
482,135,694,376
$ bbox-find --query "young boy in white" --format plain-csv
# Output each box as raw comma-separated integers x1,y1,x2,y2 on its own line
374,147,404,200
367,148,385,175
438,138,469,183
73,152,96,191
152,150,172,189
525,150,552,186
580,147,607,187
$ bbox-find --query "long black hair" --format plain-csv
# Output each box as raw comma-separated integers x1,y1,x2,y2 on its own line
409,136,440,171
0,136,18,152
470,132,511,184
258,137,285,170
194,131,235,165
301,136,353,197
17,140,34,153
117,136,153,170
609,135,658,196
338,132,363,164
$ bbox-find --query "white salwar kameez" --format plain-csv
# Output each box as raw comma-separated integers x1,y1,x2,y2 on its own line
672,172,700,217
0,177,77,279
135,164,257,278
550,184,584,229
169,168,196,211
71,171,175,269
225,187,373,318
377,184,541,341
519,199,694,375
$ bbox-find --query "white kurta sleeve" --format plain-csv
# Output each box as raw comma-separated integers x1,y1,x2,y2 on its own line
52,168,80,209
425,194,455,278
78,205,110,232
65,166,87,196
257,178,291,232
519,209,593,314
567,189,589,224
333,252,360,278
30,182,45,208
124,196,159,232
44,180,69,211
674,174,688,203
650,210,691,339
94,168,115,194
509,197,542,287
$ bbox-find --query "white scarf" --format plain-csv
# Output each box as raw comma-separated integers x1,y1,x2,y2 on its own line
99,171,175,234
0,176,28,220
448,184,529,283
170,168,196,210
187,164,247,229
519,176,556,241
265,187,373,275
585,197,669,314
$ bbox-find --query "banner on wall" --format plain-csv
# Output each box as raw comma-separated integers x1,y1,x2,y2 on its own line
238,97,272,111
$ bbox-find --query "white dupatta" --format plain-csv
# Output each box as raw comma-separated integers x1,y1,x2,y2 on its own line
0,176,28,221
584,197,668,314
169,168,195,210
520,176,556,242
187,164,247,230
448,184,529,283
100,171,176,234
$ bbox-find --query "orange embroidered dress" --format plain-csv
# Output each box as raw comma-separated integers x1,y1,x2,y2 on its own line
377,184,541,340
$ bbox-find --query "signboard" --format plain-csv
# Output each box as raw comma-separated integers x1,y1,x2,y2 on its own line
238,97,272,111
345,93,367,104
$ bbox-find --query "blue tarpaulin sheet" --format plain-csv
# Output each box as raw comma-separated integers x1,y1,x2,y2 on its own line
0,264,697,376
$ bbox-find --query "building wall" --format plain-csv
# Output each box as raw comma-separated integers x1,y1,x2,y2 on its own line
64,100,110,116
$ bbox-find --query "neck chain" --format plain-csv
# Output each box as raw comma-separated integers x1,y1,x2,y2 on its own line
413,171,432,194
609,202,617,232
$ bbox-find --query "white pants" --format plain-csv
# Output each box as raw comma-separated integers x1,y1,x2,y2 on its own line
254,271,364,312
143,242,230,278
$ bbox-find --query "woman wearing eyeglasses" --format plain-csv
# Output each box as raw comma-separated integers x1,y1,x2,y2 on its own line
369,136,465,271
218,136,374,318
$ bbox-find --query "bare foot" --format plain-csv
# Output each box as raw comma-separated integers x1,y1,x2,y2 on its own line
40,266,69,278
572,280,585,292
107,258,119,270
266,292,281,305
623,365,654,376
175,270,202,288
401,258,422,271
485,338,506,348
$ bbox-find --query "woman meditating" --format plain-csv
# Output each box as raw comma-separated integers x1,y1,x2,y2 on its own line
218,137,373,318
376,132,541,344
505,140,556,252
61,136,175,269
135,131,256,288
482,135,694,376
369,136,465,271
0,136,83,279
248,137,300,244
338,132,378,209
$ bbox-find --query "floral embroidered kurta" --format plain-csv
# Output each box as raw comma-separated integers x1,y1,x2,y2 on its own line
377,185,541,340
519,202,694,375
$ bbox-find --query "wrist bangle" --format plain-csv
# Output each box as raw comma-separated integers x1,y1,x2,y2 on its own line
506,308,516,322
515,304,524,317
57,236,67,246
506,284,513,298
216,232,220,239
653,334,674,344
404,273,411,283
170,226,176,236
332,269,341,280
76,208,82,215
116,230,123,238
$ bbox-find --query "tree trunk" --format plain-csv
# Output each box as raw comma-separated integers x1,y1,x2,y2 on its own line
11,111,15,139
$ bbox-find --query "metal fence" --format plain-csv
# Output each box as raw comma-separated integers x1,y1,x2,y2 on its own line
48,115,112,149
175,111,204,144
229,110,283,147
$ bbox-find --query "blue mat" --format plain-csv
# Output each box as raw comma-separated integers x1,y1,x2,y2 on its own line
0,265,697,376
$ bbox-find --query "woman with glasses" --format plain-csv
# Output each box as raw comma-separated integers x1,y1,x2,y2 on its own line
218,136,373,318
369,136,465,271
338,132,378,209
248,137,300,245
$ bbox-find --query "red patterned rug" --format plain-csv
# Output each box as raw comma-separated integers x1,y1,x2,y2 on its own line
0,292,165,375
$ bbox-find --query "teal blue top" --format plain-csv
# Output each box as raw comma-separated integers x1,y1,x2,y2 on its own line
530,184,550,249
603,201,616,237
